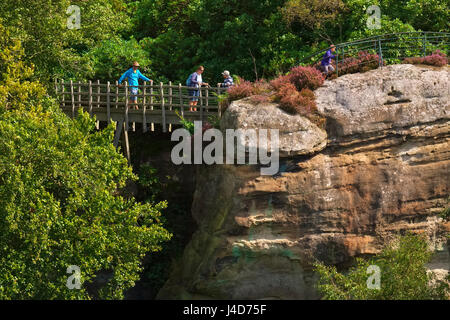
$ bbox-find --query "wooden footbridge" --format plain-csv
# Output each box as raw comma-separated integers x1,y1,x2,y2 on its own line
55,79,227,135
55,80,227,161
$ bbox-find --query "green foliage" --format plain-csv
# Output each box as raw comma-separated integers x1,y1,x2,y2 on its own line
86,37,154,82
0,27,171,299
175,110,195,134
0,0,131,83
315,234,450,300
0,105,172,299
0,22,47,111
441,198,450,221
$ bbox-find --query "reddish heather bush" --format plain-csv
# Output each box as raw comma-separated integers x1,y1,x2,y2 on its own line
249,94,271,104
403,50,448,67
252,79,271,95
423,50,448,66
270,74,291,91
288,65,325,91
403,57,424,64
299,88,315,100
227,78,271,102
339,51,381,76
276,83,317,116
227,79,254,100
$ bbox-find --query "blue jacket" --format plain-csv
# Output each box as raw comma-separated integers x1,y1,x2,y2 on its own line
321,50,336,66
118,68,150,88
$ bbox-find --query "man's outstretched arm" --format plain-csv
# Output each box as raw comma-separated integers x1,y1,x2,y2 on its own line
118,69,129,84
138,71,151,82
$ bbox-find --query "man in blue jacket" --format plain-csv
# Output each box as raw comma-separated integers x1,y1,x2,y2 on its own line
118,61,152,109
321,45,336,77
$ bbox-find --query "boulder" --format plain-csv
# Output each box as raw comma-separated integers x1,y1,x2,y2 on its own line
220,98,327,157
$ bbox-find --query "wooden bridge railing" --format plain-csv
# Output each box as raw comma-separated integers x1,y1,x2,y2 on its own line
55,79,228,133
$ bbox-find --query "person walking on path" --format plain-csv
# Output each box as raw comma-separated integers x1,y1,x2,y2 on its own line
321,45,336,78
187,66,209,112
220,70,234,88
118,61,152,110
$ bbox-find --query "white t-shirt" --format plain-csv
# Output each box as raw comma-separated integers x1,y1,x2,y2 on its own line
196,73,203,86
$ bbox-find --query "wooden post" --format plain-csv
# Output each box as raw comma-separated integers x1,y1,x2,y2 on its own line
78,83,81,107
160,82,166,132
217,84,221,116
179,83,184,117
115,81,119,109
150,80,154,131
54,78,58,96
113,119,123,147
88,80,93,116
168,81,173,132
205,86,209,114
106,81,111,124
125,81,129,131
96,80,100,129
61,80,65,112
122,121,131,164
96,80,101,108
70,80,75,118
199,86,203,122
142,81,147,133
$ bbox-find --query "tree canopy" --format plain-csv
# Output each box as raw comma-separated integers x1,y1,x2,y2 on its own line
0,22,171,299
1,0,448,86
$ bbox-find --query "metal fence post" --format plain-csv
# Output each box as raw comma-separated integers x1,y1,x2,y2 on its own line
422,32,427,57
378,38,384,67
336,47,339,76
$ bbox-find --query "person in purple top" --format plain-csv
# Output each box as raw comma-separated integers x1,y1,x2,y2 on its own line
118,61,152,109
321,45,336,77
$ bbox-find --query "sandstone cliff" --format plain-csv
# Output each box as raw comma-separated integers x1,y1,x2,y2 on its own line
158,64,449,299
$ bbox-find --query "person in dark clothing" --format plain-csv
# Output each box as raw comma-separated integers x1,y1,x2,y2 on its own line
321,45,337,77
220,70,234,88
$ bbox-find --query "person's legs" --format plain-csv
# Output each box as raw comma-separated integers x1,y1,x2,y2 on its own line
189,90,195,111
323,65,335,79
130,88,139,109
192,90,199,111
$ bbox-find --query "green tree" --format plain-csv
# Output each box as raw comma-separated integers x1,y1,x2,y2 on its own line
0,24,171,299
0,0,131,83
315,234,449,300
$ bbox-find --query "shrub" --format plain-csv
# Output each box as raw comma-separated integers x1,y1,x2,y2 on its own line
227,79,254,101
277,83,317,116
339,51,381,76
315,234,450,300
249,94,272,104
287,65,325,91
403,50,448,67
270,74,291,91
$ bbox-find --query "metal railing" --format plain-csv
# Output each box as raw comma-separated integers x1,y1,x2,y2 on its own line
299,32,449,76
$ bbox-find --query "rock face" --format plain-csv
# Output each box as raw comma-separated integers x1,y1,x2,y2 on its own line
221,98,327,156
157,65,449,299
